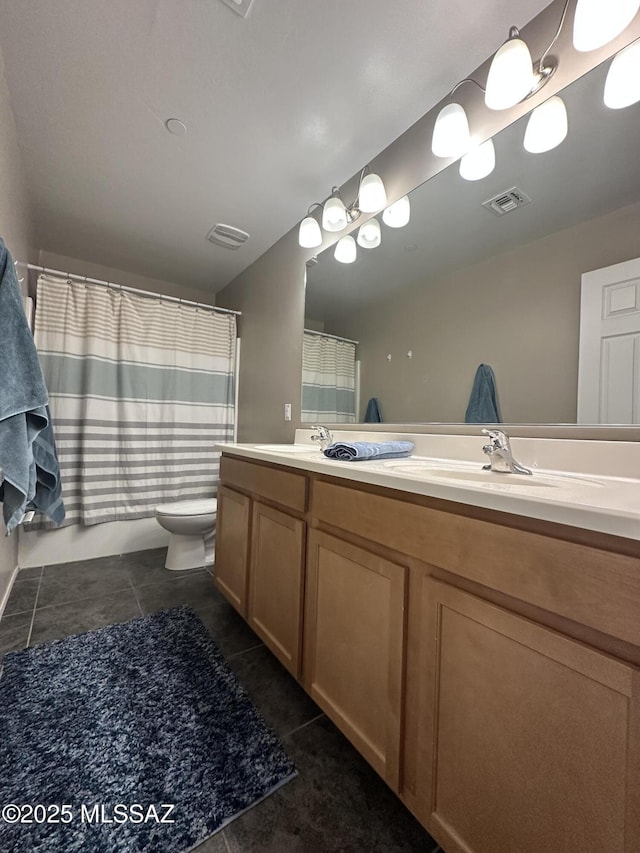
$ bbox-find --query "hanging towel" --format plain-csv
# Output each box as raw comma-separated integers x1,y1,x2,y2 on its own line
464,363,501,424
0,239,65,533
323,440,414,461
364,397,383,423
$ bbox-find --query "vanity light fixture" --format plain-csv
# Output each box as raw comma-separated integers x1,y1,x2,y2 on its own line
573,0,640,52
358,173,387,212
382,195,411,228
298,204,323,248
485,28,538,110
604,39,640,107
356,218,382,249
298,167,388,247
322,190,350,232
431,101,471,159
334,234,357,263
523,95,568,153
459,139,496,181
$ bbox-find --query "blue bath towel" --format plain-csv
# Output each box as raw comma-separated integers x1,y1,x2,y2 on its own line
0,239,65,533
364,397,383,423
464,364,501,424
323,440,414,461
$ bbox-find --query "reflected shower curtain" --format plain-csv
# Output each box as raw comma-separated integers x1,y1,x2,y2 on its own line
29,275,236,527
301,332,356,423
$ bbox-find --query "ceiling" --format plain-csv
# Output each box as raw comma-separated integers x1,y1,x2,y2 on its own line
0,0,551,295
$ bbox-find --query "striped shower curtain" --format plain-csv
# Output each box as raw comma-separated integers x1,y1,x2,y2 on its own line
301,332,356,423
30,275,236,527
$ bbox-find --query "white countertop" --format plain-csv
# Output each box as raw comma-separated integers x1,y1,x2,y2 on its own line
215,432,640,544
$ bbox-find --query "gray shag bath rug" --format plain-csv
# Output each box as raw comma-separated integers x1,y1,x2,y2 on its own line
0,606,296,852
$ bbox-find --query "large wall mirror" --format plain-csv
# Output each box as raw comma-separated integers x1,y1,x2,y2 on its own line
303,59,640,426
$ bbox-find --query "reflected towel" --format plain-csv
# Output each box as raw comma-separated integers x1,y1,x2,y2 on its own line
464,364,501,424
323,440,414,461
0,239,65,533
364,397,383,423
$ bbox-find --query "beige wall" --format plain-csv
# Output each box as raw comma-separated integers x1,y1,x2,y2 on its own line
36,251,214,305
217,1,640,442
216,231,306,443
0,44,34,605
325,201,640,424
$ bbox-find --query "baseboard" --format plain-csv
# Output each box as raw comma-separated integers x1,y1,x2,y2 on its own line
0,564,20,621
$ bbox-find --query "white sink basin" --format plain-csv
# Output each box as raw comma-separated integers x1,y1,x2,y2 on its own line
382,459,603,491
254,444,315,453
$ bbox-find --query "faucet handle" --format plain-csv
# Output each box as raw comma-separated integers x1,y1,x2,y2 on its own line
310,425,333,448
482,428,509,449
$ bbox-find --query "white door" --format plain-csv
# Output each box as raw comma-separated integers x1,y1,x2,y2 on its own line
577,257,640,423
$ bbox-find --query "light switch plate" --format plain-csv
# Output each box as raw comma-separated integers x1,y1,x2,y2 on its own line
220,0,254,18
284,403,292,421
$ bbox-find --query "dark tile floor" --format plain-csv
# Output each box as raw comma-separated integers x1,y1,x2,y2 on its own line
0,548,440,853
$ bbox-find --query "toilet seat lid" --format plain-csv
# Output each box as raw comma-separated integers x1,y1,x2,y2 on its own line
155,498,217,517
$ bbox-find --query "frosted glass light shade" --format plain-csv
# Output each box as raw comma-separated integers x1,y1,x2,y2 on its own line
431,103,470,158
459,139,496,181
485,36,534,110
382,195,411,228
604,40,640,107
523,96,568,153
334,235,357,263
356,218,381,249
323,196,348,232
573,0,640,52
358,173,387,212
298,215,322,248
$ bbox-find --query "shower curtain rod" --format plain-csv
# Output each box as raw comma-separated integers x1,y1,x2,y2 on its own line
15,262,241,316
304,328,359,345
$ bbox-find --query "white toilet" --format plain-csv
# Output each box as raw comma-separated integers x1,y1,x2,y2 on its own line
154,498,217,571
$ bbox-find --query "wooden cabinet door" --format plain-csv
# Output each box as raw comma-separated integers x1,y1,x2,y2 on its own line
214,485,251,616
414,578,640,853
304,529,407,790
248,501,305,678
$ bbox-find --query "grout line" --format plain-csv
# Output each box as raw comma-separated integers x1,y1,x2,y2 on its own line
26,567,45,648
128,578,145,617
282,712,325,740
221,829,233,853
225,642,264,661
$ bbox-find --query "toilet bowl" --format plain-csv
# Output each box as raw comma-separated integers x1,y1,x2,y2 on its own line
154,498,217,571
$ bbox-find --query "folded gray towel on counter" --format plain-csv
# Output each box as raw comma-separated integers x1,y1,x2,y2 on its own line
323,440,414,461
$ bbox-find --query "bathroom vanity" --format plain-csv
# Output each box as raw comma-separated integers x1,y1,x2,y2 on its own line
213,433,640,853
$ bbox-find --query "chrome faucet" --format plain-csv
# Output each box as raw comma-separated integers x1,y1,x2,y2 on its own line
481,429,532,475
310,425,333,451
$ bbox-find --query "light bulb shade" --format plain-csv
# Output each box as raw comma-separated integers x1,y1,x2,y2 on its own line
382,195,411,228
358,173,387,212
604,40,640,107
298,215,323,248
485,36,534,110
573,0,640,52
334,234,357,263
431,102,470,158
322,195,348,232
523,96,568,153
459,139,496,181
356,218,381,249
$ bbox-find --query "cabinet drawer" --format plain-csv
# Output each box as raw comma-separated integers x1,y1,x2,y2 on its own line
311,479,640,647
221,455,307,513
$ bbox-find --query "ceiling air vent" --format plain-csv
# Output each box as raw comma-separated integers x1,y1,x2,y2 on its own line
482,187,532,216
207,223,250,250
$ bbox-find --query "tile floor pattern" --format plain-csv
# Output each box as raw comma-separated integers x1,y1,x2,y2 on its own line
0,549,440,853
